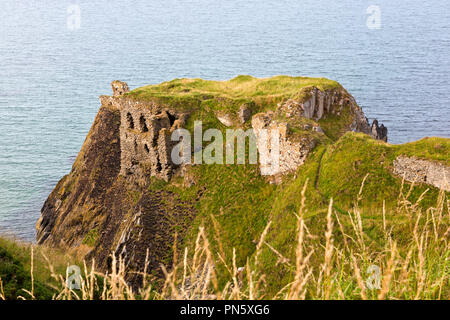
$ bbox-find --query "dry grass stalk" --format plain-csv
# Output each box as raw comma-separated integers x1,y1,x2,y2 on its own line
3,179,448,301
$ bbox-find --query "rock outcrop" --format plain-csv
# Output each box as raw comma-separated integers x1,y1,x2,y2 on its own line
36,76,392,285
111,80,129,97
215,112,234,127
36,102,122,246
276,86,384,139
371,119,388,142
238,104,252,124
393,156,450,191
251,86,387,176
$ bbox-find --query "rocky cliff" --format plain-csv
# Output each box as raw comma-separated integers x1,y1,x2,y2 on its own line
36,75,448,286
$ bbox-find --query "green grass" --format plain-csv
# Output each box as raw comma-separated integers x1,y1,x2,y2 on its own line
155,160,277,287
0,237,79,299
393,137,450,164
253,132,449,297
319,133,449,209
1,130,448,299
128,75,340,101
126,75,341,114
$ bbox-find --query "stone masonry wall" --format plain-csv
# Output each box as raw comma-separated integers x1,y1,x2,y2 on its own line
103,81,187,183
393,156,450,191
252,112,317,177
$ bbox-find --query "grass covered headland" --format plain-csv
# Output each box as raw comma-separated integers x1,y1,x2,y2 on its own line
1,76,448,300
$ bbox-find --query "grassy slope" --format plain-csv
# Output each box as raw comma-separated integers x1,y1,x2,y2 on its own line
0,237,79,299
257,133,449,297
125,75,341,118
319,133,449,209
158,132,448,294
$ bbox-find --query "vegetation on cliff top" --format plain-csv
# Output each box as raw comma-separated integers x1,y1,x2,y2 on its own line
125,75,361,148
125,75,341,113
318,133,449,208
128,75,340,100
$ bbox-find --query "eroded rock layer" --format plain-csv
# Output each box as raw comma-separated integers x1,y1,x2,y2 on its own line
251,86,387,176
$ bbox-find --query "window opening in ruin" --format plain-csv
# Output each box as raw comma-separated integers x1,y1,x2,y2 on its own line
140,115,148,132
151,132,158,148
127,112,134,129
167,112,176,127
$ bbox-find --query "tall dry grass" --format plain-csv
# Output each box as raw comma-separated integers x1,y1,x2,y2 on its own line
5,179,449,300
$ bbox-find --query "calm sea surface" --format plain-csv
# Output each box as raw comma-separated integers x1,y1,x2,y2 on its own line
0,1,449,241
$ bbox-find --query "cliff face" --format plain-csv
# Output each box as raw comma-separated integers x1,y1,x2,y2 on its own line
36,86,197,282
37,75,395,281
37,103,121,247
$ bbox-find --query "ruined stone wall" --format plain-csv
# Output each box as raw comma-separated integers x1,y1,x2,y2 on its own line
252,112,317,177
251,87,388,178
105,81,186,182
120,105,173,181
393,156,450,191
